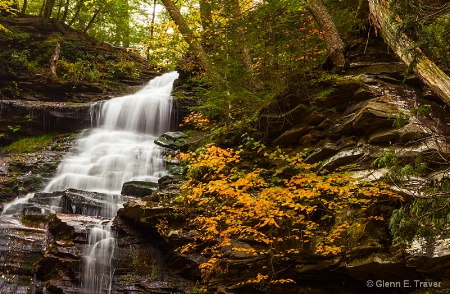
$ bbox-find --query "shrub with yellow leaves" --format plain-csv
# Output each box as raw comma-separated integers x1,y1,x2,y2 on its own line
174,142,403,289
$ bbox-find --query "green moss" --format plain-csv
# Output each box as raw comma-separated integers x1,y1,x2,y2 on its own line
21,214,49,228
5,135,56,153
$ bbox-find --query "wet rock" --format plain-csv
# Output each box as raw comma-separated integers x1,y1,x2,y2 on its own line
274,125,313,146
33,189,123,218
117,200,175,226
0,100,92,138
368,128,399,144
113,216,194,293
331,97,402,135
154,132,189,150
121,180,159,197
36,214,106,294
305,138,356,164
345,61,408,76
0,143,70,203
158,175,185,189
320,146,371,172
0,215,48,293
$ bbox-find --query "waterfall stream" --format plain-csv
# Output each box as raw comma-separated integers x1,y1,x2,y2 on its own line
1,71,179,294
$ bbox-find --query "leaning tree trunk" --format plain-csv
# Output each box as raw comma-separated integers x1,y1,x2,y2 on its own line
369,0,450,106
160,0,223,85
307,0,347,72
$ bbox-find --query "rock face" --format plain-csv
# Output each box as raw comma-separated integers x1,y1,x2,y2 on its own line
113,37,450,293
0,100,92,141
38,212,194,294
0,215,49,293
0,135,74,203
121,181,159,197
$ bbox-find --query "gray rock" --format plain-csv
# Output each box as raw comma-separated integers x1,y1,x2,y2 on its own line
121,180,159,197
154,131,189,150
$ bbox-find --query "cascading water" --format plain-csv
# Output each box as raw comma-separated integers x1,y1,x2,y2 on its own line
45,71,177,195
1,71,179,294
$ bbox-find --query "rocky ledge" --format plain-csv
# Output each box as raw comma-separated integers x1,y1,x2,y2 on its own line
116,45,450,293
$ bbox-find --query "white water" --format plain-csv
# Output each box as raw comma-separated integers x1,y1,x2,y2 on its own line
0,71,177,294
71,71,178,294
81,221,115,294
45,71,178,195
1,193,35,215
0,72,179,294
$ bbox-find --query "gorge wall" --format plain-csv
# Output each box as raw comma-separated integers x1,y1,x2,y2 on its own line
1,17,450,294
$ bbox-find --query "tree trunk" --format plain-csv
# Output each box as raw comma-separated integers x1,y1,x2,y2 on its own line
67,0,82,29
356,0,369,23
225,0,262,91
160,0,222,83
60,0,70,23
150,0,157,39
21,0,28,15
43,0,56,18
39,0,45,17
369,0,450,106
49,42,60,81
56,0,63,20
84,7,102,33
307,0,347,72
199,0,213,51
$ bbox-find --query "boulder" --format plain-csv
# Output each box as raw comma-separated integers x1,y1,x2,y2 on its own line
121,180,159,197
154,131,189,150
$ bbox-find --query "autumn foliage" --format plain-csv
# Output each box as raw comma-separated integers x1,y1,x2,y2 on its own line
173,140,402,287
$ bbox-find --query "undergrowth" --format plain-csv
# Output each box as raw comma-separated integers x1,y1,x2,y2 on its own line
169,137,402,288
4,135,56,153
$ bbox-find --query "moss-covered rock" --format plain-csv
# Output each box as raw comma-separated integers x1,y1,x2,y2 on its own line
121,181,159,197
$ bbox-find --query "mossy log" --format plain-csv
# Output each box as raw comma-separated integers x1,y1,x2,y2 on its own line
369,0,450,106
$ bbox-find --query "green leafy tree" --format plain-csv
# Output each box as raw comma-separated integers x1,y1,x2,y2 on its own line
0,0,16,31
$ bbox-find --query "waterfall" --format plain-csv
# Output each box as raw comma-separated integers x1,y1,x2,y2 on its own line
0,71,179,294
44,71,179,195
81,221,115,294
65,71,178,294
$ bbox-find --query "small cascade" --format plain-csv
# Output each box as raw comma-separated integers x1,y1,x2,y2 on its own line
1,193,35,215
81,221,115,294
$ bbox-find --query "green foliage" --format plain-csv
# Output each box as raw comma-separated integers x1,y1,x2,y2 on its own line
0,1,16,31
372,148,450,250
5,135,56,153
372,149,427,180
389,195,450,246
150,263,158,281
392,111,410,129
106,60,140,79
372,149,397,169
59,59,100,83
323,0,358,35
411,103,431,118
21,214,49,228
7,125,21,133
